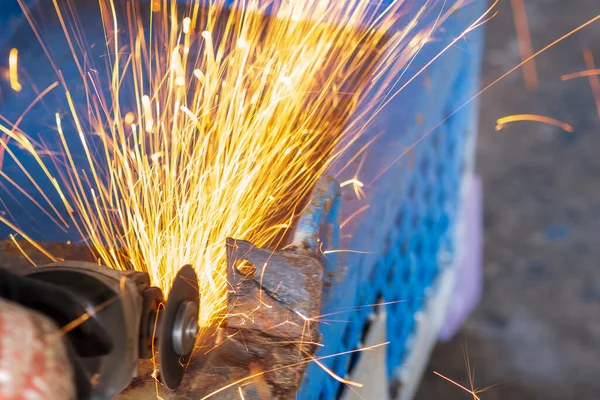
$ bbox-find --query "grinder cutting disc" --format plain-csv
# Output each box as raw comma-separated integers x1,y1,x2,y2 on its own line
159,265,200,389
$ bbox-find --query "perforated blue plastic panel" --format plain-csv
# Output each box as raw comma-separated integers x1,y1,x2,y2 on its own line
298,1,486,398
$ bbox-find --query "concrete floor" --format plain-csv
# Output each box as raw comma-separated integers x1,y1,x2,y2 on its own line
416,0,600,399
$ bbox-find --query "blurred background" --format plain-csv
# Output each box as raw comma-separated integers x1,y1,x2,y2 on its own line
417,0,600,399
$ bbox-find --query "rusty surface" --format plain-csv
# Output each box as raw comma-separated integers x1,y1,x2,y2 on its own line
115,175,333,399
226,238,315,314
119,243,324,400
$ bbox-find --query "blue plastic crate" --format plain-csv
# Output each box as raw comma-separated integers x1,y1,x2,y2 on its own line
298,1,486,398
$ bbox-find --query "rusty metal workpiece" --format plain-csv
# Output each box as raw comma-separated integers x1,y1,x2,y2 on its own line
116,241,324,400
119,178,340,399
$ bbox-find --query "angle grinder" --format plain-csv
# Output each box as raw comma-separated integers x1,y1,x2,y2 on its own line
24,262,200,399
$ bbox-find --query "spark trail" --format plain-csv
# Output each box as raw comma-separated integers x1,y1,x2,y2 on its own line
0,0,463,328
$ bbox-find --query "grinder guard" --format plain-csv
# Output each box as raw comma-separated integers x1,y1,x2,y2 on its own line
26,262,145,399
24,262,200,399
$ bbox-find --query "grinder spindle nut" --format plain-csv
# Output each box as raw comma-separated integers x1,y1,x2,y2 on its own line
172,300,199,355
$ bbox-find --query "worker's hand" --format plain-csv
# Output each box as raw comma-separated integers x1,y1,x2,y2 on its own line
0,267,113,400
0,298,77,400
0,267,113,357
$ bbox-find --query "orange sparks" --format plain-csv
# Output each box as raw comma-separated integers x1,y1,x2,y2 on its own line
9,48,22,92
340,204,370,229
433,371,481,400
372,14,600,186
311,356,363,388
0,214,57,262
582,49,600,119
510,0,538,90
340,178,365,200
495,114,573,133
151,0,161,13
183,17,192,34
433,343,505,400
51,289,123,343
141,95,153,133
8,235,36,267
200,342,389,399
124,112,136,125
561,68,600,81
340,154,367,200
3,0,497,331
340,178,364,188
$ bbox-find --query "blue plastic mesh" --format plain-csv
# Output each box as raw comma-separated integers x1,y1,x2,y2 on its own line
298,1,486,398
